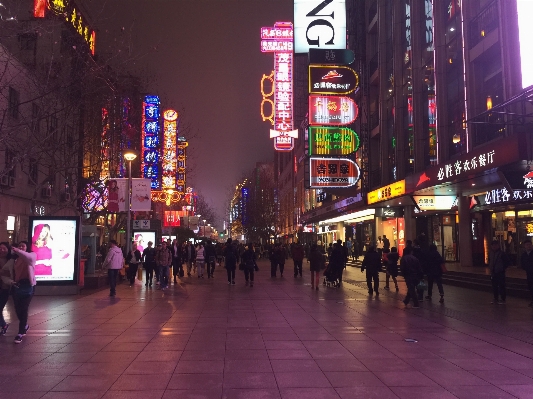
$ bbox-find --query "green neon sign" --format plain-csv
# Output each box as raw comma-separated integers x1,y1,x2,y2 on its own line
308,126,360,156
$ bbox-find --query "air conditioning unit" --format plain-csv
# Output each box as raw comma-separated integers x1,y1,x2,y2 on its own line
0,175,8,186
61,192,71,202
41,187,51,198
8,176,15,188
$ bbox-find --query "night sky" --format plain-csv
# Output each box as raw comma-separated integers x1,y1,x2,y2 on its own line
86,0,293,228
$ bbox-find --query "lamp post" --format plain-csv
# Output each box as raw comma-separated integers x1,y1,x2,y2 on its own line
124,150,137,254
202,219,206,238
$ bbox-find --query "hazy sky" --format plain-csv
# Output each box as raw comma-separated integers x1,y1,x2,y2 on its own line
86,0,293,228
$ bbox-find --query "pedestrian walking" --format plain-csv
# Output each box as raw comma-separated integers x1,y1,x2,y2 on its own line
6,242,37,343
126,243,142,287
382,235,390,252
277,244,286,277
269,244,279,277
400,247,423,308
413,239,429,302
352,238,359,260
361,245,381,296
426,244,445,303
242,243,258,287
224,238,237,285
185,242,195,276
205,241,216,278
376,236,384,259
196,242,205,278
0,242,13,336
308,244,323,290
291,241,304,278
489,240,510,304
142,241,156,287
170,239,182,283
102,240,124,297
156,242,172,289
384,247,400,292
521,239,533,307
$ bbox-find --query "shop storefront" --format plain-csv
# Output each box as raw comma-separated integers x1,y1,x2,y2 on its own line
374,208,405,255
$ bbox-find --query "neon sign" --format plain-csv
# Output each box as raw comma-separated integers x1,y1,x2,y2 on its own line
260,22,297,151
162,110,178,190
308,126,360,156
34,0,95,56
260,71,274,125
308,65,359,95
309,157,360,188
309,95,358,125
142,96,161,189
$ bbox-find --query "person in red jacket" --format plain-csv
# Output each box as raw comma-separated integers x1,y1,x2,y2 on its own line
291,242,305,278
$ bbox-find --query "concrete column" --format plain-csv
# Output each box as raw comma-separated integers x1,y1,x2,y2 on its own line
404,205,416,243
337,222,345,243
458,196,473,267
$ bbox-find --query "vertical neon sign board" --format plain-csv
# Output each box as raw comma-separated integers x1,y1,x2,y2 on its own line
260,22,297,151
177,138,188,196
162,110,178,190
142,96,161,189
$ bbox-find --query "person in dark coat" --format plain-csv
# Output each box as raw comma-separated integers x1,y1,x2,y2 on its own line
400,247,423,308
412,239,429,301
521,240,533,307
204,241,217,278
125,243,142,287
241,243,258,287
291,242,305,278
223,238,237,285
269,244,279,277
426,244,445,302
329,241,345,284
489,240,510,304
276,244,286,277
308,244,324,290
361,245,381,295
384,247,399,292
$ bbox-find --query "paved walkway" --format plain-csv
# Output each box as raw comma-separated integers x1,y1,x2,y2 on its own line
1,259,533,399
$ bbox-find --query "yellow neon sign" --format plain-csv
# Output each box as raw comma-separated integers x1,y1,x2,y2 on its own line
260,71,274,125
367,180,406,205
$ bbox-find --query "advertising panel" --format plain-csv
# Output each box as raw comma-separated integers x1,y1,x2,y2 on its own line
308,126,359,155
131,179,152,211
367,180,406,205
29,217,80,283
294,0,346,53
413,196,458,211
517,0,533,88
309,65,358,95
309,95,358,125
309,157,360,188
142,95,161,189
308,48,355,65
162,109,178,190
132,232,156,253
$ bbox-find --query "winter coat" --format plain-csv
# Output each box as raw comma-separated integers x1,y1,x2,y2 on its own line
241,249,257,270
522,250,533,277
400,254,423,284
386,252,400,277
426,249,444,277
489,249,509,275
195,246,205,262
142,247,157,264
156,248,172,267
224,245,237,270
291,244,305,262
126,250,142,266
361,250,381,274
309,249,324,272
103,245,124,270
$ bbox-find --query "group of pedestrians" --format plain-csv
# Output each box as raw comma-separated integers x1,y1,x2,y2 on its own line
0,241,37,344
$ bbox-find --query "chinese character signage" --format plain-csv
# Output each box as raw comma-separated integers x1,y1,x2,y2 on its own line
260,22,296,151
309,157,360,188
367,180,406,205
308,48,355,65
294,0,346,53
162,110,178,190
413,196,458,211
309,65,358,95
34,0,96,56
308,126,359,156
142,96,161,189
177,138,188,196
407,135,523,192
309,95,358,126
479,187,533,206
164,211,182,227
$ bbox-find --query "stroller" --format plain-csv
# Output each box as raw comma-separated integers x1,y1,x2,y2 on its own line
323,261,342,287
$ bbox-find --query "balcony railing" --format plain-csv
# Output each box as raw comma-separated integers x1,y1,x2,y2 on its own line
469,1,499,48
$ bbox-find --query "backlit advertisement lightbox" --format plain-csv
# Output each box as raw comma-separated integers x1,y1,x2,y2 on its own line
294,0,346,53
308,126,359,155
517,0,533,88
309,95,358,125
309,157,360,188
309,65,359,95
29,216,81,284
132,232,156,253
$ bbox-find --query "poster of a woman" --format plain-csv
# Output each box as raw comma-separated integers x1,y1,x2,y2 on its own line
107,180,120,213
32,224,53,275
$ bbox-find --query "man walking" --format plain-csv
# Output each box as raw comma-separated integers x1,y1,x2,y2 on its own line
361,245,381,296
171,239,182,284
400,247,423,308
185,242,195,276
489,240,510,304
142,241,157,287
521,240,533,307
102,240,124,297
157,242,172,289
291,241,305,278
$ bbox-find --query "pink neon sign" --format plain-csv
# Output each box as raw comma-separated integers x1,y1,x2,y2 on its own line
260,22,295,151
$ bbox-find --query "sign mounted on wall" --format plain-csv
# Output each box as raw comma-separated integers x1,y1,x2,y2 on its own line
367,180,406,205
309,65,358,95
308,126,359,156
294,0,346,53
308,48,355,65
309,95,358,125
413,196,458,211
309,157,360,188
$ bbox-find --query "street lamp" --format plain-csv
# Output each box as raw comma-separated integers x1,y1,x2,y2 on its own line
124,149,137,254
202,219,206,237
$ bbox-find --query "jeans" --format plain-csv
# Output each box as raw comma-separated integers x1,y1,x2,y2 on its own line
270,262,278,277
197,261,204,277
293,260,303,276
13,287,34,334
279,263,285,275
427,274,444,297
365,270,379,293
0,288,9,327
492,272,506,301
144,262,154,285
207,260,215,277
154,265,161,282
172,259,182,278
128,264,139,285
403,279,420,306
187,260,193,275
108,269,119,295
226,268,235,283
160,265,170,288
244,268,255,282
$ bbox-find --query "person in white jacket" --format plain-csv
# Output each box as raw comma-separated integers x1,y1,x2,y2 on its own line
102,240,124,297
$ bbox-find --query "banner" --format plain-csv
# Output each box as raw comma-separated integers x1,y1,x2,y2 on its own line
189,216,199,231
106,179,127,212
131,179,152,211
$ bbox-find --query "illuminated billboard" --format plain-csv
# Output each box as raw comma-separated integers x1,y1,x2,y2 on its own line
517,0,533,88
309,157,360,188
162,109,178,190
294,0,346,53
29,216,81,284
309,65,359,95
308,126,359,156
142,96,161,189
309,95,358,125
260,22,297,151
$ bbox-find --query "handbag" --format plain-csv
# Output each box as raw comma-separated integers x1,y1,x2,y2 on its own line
12,279,33,298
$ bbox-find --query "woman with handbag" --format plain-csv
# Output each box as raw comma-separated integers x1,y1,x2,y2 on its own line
241,243,258,287
3,241,36,344
0,242,14,336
